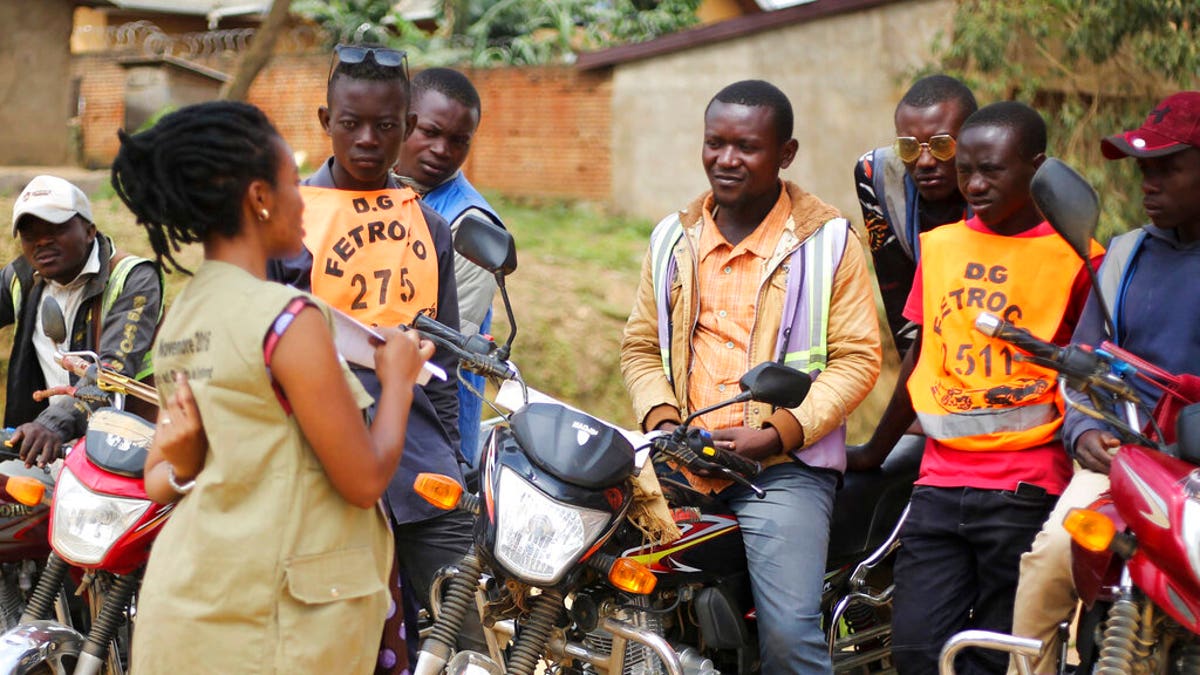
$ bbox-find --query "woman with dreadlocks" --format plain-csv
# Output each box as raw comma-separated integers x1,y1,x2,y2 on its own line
112,100,433,672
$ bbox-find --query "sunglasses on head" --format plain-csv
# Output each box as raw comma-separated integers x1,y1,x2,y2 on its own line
329,44,409,82
894,134,957,163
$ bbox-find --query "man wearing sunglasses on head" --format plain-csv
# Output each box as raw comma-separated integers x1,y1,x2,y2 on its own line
268,43,479,670
854,75,978,356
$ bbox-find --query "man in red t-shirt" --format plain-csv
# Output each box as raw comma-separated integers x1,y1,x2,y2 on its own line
847,102,1101,675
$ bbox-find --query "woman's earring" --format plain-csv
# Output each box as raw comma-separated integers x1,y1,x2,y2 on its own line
259,208,270,222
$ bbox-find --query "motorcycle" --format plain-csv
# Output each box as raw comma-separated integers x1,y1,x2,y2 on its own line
610,432,921,675
939,160,1200,674
409,216,918,674
0,434,54,632
0,295,168,675
403,215,681,675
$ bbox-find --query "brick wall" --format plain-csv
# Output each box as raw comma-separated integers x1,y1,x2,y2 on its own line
245,53,330,170
463,67,613,202
72,54,128,168
71,52,614,203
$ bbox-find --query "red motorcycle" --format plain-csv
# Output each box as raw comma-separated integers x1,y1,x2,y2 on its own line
0,296,168,675
0,436,54,632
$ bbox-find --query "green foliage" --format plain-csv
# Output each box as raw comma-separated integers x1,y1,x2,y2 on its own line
136,105,177,133
464,0,700,66
936,0,1200,242
294,0,700,67
292,0,421,45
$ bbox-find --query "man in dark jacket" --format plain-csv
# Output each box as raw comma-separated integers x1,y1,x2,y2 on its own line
266,45,480,666
2,175,162,467
854,75,977,355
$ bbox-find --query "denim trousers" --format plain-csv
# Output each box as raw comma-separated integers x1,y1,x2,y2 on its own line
892,485,1057,675
720,461,838,675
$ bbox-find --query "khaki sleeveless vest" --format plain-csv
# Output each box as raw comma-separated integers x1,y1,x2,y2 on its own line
132,260,391,674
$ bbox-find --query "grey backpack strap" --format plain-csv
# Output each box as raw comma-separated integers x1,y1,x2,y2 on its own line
871,146,915,260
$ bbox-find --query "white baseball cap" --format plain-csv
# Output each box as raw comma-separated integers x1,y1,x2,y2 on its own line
11,175,93,236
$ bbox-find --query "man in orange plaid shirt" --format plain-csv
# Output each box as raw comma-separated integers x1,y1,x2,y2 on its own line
621,79,881,674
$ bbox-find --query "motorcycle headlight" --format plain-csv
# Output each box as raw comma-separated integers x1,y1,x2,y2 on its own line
493,466,612,585
52,467,151,565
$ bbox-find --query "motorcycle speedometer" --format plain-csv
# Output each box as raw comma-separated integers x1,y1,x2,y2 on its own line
51,467,151,566
493,466,611,585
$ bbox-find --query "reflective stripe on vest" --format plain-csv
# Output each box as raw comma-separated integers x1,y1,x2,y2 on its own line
8,273,21,334
104,256,160,380
870,146,917,260
919,402,1061,439
649,215,848,382
10,254,158,379
775,220,848,370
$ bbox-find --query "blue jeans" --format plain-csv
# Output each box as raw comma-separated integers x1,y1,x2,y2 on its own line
721,462,838,675
892,485,1057,675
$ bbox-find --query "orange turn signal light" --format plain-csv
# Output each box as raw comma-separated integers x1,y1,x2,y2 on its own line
608,557,657,595
1063,507,1116,553
2,476,45,507
414,473,462,511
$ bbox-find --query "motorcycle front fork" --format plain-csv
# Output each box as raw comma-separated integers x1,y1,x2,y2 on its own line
19,553,137,675
422,554,687,675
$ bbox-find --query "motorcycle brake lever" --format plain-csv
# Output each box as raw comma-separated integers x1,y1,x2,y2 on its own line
720,468,766,499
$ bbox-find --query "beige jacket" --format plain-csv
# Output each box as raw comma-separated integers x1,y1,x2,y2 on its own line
621,182,881,489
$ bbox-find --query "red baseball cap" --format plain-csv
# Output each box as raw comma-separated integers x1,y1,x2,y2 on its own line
1101,91,1200,159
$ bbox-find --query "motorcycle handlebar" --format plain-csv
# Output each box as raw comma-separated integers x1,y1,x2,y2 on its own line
412,314,516,382
55,352,158,405
974,313,1135,402
650,428,765,498
974,313,1062,362
685,428,762,478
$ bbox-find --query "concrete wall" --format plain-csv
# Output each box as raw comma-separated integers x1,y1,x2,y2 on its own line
609,0,954,223
0,0,76,165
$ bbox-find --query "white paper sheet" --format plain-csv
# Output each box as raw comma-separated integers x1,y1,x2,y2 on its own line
330,307,446,385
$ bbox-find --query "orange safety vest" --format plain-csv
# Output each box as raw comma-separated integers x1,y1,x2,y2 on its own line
908,220,1102,452
300,185,439,327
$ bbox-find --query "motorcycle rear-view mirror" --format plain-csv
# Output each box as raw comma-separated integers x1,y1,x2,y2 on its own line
454,214,519,360
1031,157,1116,336
454,215,517,277
1177,403,1200,465
1031,158,1099,263
738,362,812,409
41,296,67,345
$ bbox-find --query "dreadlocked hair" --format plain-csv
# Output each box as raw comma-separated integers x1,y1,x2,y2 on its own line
111,100,281,274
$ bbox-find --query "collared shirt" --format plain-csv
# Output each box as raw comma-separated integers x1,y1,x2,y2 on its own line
33,239,101,403
687,187,791,431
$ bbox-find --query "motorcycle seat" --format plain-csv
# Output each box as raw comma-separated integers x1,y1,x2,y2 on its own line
827,434,924,566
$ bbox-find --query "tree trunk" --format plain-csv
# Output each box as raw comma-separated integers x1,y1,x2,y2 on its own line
218,0,292,101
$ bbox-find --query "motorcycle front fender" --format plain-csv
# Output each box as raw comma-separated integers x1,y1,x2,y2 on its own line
0,620,85,674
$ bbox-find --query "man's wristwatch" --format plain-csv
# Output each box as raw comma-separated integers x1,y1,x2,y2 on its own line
167,465,196,495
